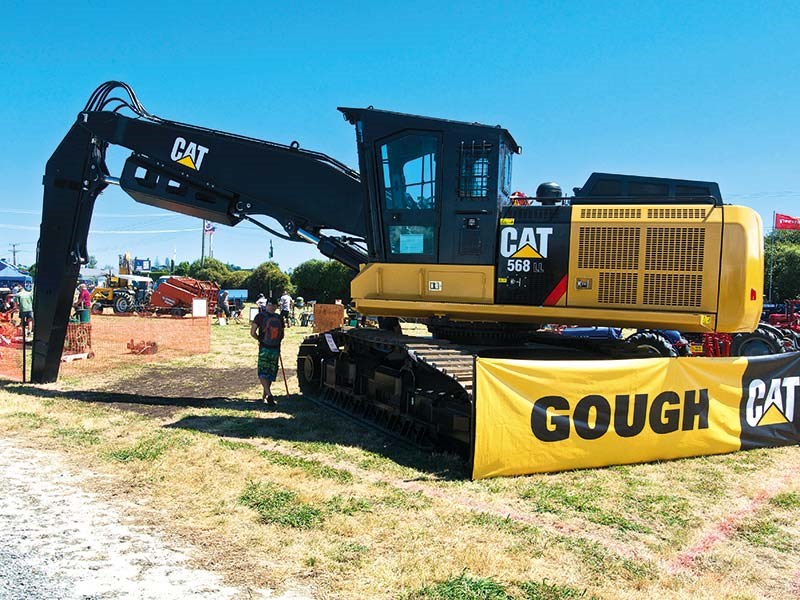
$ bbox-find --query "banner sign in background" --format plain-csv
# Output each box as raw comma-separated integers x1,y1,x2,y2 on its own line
775,213,800,230
473,353,800,479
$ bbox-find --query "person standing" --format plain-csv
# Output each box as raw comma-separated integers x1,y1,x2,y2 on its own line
15,285,33,338
75,284,92,323
219,290,231,318
250,298,284,405
279,290,293,328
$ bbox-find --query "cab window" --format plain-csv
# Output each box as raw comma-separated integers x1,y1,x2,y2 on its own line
380,135,437,210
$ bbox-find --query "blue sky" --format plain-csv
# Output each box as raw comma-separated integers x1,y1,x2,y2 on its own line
1,1,798,271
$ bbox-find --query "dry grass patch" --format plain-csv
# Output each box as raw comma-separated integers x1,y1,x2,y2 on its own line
1,319,799,599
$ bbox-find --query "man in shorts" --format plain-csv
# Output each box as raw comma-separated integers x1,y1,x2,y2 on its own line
250,298,284,405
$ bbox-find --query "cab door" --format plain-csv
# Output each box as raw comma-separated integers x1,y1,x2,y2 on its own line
376,132,441,263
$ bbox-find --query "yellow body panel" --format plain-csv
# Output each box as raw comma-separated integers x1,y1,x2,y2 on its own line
350,204,763,333
716,206,763,332
350,263,494,304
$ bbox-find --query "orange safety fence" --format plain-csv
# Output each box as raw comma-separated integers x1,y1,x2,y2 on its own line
0,314,25,382
59,313,211,377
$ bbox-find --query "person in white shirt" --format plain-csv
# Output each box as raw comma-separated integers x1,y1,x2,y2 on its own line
278,291,293,328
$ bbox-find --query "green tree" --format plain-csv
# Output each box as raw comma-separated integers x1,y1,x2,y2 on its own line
291,259,353,303
174,261,191,276
28,263,36,278
188,257,230,285
766,232,800,301
247,262,292,301
222,270,252,290
86,255,98,268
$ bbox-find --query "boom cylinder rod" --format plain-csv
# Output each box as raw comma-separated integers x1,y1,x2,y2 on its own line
296,228,320,245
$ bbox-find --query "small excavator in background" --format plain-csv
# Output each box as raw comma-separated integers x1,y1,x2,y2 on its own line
33,81,764,453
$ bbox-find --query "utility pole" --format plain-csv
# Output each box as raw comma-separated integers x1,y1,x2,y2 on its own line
768,211,776,302
9,243,19,266
200,220,206,266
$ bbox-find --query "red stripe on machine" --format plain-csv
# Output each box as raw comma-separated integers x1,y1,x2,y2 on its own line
543,275,568,306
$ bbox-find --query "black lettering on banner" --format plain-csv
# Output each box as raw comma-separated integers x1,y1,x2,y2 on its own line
650,391,681,434
682,389,709,431
613,393,648,437
574,395,611,440
531,396,570,442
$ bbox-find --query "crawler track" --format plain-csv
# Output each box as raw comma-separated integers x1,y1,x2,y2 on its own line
298,328,635,455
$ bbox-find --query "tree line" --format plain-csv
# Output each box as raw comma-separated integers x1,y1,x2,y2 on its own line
151,258,353,303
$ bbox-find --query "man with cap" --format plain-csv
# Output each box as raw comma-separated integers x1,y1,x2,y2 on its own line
250,297,284,405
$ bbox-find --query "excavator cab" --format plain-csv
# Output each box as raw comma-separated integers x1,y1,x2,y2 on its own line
340,108,519,266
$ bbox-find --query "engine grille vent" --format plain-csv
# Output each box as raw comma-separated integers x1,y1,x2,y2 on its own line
645,227,705,271
598,272,638,304
647,208,707,220
578,227,640,270
643,274,703,307
580,208,642,220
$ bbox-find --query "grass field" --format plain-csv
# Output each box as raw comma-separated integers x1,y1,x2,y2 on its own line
0,315,798,599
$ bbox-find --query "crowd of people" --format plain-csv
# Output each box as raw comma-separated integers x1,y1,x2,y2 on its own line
1,285,34,338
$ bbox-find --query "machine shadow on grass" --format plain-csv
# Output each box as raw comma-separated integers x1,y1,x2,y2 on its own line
3,382,467,479
165,399,468,479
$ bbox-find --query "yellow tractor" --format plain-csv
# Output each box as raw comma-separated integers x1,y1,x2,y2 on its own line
90,253,152,313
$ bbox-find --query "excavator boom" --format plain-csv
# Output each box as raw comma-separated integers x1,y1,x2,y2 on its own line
33,82,369,383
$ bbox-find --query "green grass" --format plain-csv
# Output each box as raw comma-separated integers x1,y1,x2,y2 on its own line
260,448,353,482
520,484,596,513
330,541,370,564
53,426,102,446
238,480,323,529
217,438,255,451
557,536,656,581
403,571,510,600
324,495,372,515
376,487,432,511
403,573,595,600
770,492,800,510
518,580,594,600
4,411,57,428
520,483,649,533
736,519,794,552
105,431,192,462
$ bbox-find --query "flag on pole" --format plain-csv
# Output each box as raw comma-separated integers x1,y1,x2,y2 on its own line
204,221,216,234
269,239,274,259
775,213,800,230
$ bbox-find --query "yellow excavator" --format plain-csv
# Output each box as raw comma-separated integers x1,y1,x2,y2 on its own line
33,81,763,455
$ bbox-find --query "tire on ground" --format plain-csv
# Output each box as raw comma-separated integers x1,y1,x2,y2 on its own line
625,331,678,357
297,343,321,393
113,292,134,314
91,302,104,315
731,326,786,356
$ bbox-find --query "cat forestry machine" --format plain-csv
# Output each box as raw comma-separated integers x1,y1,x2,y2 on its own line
34,82,763,456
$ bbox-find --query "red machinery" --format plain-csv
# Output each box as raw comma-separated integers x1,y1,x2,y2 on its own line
147,277,218,317
768,299,800,333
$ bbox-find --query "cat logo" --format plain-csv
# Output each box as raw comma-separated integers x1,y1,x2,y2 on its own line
745,376,799,427
499,226,553,258
170,137,209,171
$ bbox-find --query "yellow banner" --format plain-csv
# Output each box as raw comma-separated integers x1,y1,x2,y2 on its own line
473,353,800,479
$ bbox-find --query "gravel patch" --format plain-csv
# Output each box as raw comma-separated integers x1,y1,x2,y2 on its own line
0,438,312,599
